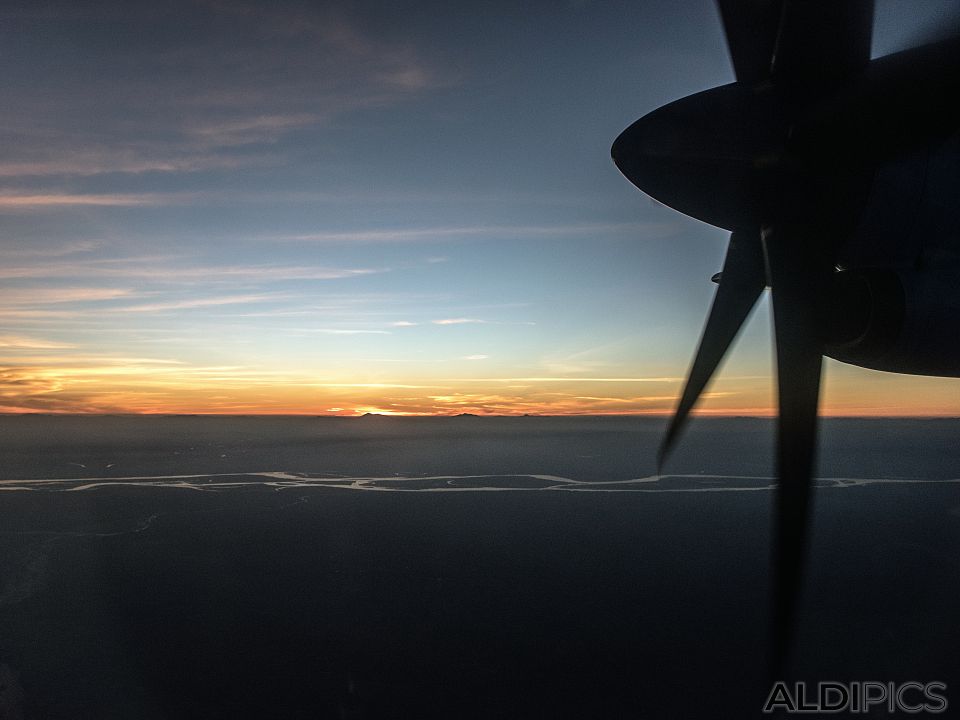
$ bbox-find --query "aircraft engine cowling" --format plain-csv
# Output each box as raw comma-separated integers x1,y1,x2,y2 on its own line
824,267,960,377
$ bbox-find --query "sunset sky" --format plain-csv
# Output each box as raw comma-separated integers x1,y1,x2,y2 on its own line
2,0,959,416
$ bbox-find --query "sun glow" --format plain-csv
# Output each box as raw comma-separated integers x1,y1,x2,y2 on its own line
1,349,956,416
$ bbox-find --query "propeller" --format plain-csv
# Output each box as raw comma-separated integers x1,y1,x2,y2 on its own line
613,0,879,675
763,224,829,672
657,230,765,471
652,224,830,674
903,4,960,49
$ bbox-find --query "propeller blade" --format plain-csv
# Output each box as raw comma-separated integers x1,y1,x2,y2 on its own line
716,0,784,83
716,1,874,89
907,6,960,48
763,225,827,674
658,230,766,471
770,1,874,89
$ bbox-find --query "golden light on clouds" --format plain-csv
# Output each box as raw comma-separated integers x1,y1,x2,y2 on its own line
0,192,172,208
1,350,955,417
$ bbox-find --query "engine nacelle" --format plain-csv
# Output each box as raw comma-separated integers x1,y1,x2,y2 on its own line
825,267,960,377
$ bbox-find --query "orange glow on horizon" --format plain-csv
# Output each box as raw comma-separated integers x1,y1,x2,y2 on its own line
1,357,957,416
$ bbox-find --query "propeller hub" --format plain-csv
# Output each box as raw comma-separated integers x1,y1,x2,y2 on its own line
612,83,786,231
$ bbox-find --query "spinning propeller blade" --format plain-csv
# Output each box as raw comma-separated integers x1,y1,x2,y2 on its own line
658,230,765,471
763,224,829,670
615,0,879,675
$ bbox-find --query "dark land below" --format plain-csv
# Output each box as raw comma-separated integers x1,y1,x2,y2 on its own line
0,415,958,718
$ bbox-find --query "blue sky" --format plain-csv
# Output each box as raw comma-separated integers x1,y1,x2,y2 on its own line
1,0,958,414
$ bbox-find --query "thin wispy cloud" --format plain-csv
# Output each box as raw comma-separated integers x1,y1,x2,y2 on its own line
432,318,488,325
0,151,264,178
540,341,630,375
115,294,284,313
0,259,162,281
192,266,381,282
294,329,392,335
278,222,663,244
451,377,685,383
0,309,87,321
0,259,382,282
312,383,439,389
0,288,133,305
186,113,320,146
572,395,678,403
0,334,75,350
431,318,534,326
0,355,186,367
0,192,178,209
0,240,104,258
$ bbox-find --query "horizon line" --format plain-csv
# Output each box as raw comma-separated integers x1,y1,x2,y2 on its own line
3,411,958,419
